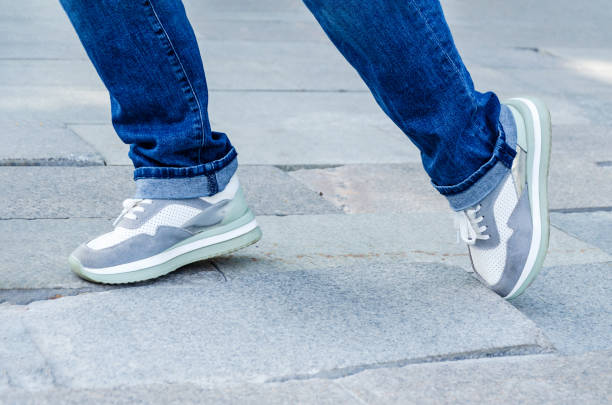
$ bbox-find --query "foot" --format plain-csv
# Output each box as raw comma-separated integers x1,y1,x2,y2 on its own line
454,97,551,299
69,175,261,284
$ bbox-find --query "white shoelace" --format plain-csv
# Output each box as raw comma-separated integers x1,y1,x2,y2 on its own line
454,204,490,245
112,199,152,226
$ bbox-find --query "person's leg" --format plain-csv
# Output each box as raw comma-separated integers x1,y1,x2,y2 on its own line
60,0,261,283
303,0,551,299
60,0,235,198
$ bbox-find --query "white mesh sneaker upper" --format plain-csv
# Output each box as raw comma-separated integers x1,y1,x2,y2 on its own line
87,204,202,250
467,175,518,285
86,176,241,251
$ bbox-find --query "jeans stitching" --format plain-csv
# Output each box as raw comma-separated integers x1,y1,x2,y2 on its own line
145,0,205,165
433,129,516,195
133,148,236,180
408,0,475,110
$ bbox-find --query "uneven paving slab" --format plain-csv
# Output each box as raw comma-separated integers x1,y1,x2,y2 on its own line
0,261,551,391
0,218,112,289
2,213,609,292
511,262,612,354
289,164,449,213
0,119,103,166
338,350,612,405
67,124,130,165
212,214,609,275
3,351,610,404
551,211,612,255
0,165,339,219
289,158,612,213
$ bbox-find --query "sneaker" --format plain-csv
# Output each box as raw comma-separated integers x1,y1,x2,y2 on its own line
454,97,551,299
69,175,261,284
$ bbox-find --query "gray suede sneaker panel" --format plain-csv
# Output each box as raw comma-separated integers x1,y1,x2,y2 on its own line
117,198,222,229
491,185,533,296
74,226,193,269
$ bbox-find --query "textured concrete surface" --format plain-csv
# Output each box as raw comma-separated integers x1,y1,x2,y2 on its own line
213,214,611,274
551,211,612,255
289,164,458,213
0,119,103,166
338,350,612,405
0,262,550,391
2,351,610,404
2,213,609,292
512,262,612,354
0,165,339,219
291,160,612,212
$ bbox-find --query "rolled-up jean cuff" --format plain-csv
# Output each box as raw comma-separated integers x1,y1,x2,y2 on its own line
133,150,238,199
434,104,518,211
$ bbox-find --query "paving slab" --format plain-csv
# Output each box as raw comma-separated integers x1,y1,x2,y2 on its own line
552,125,612,161
213,214,609,274
445,0,612,49
548,156,612,211
338,350,612,405
0,165,339,219
0,380,355,405
0,316,56,392
289,164,450,213
551,211,612,255
2,213,609,291
0,41,366,91
0,119,103,166
0,86,110,124
3,351,612,404
0,261,550,391
511,262,612,354
289,159,612,213
66,124,130,165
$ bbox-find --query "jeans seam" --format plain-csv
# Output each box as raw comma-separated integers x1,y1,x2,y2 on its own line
408,0,475,110
145,0,205,165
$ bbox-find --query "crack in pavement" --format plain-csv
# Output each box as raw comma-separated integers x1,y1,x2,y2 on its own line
0,287,112,305
550,206,612,213
264,344,555,383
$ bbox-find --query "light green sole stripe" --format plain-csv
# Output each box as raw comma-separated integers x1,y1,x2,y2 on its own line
505,97,552,300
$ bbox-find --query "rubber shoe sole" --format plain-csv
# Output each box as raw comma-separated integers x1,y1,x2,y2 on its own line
69,210,262,284
503,97,552,300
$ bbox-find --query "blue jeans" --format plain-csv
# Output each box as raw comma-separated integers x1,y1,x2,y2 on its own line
59,0,516,210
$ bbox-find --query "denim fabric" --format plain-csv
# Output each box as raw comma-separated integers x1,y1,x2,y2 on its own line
59,0,236,197
303,0,515,204
445,105,517,210
61,0,515,207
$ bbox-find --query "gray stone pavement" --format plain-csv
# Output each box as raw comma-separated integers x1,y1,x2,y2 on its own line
1,0,611,403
